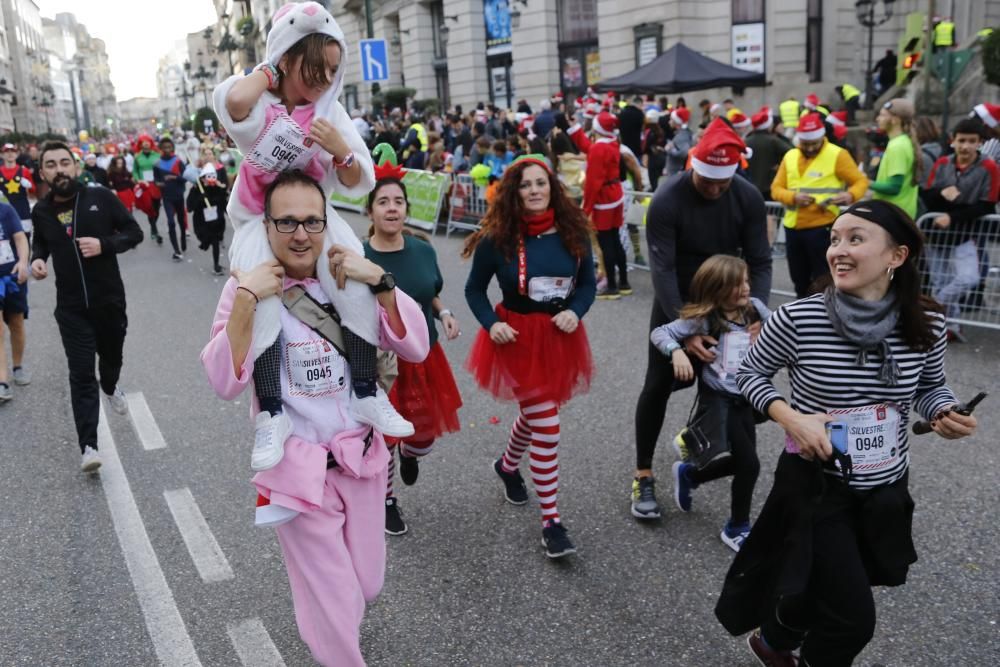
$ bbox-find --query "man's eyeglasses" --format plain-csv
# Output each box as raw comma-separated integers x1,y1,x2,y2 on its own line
267,217,327,234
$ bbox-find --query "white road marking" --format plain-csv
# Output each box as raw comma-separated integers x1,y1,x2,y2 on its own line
164,488,235,584
127,391,168,450
227,618,287,667
96,404,203,666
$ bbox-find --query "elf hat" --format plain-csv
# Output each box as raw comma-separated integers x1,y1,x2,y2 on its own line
797,113,827,141
670,107,690,127
973,102,1000,128
691,118,750,179
593,111,619,137
751,108,773,131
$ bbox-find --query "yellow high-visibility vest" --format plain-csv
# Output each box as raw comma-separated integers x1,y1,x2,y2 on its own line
800,104,830,117
840,84,861,101
408,123,429,152
782,140,845,229
779,99,800,128
934,21,956,47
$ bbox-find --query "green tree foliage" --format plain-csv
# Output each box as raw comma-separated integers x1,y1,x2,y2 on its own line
983,29,1000,86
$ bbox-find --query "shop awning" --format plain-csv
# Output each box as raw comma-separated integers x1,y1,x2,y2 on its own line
593,42,766,94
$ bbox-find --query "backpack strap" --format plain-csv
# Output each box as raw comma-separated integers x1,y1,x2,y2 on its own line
280,285,348,359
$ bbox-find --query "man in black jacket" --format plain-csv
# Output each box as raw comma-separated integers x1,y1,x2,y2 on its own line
629,119,772,521
30,141,143,473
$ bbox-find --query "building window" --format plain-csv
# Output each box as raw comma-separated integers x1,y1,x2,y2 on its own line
633,23,662,68
435,67,450,111
558,0,597,44
806,0,822,82
431,1,446,59
343,85,358,113
732,0,764,23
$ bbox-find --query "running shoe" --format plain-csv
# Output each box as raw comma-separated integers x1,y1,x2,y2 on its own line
351,388,415,438
12,366,30,386
81,446,102,473
171,252,184,262
747,631,798,667
721,520,751,552
251,411,292,471
633,253,647,266
155,235,164,246
630,476,661,519
618,282,633,296
0,382,11,402
672,428,691,461
384,497,407,535
541,521,576,558
672,461,694,512
212,265,225,276
399,451,419,486
493,458,528,505
596,287,621,300
107,386,129,415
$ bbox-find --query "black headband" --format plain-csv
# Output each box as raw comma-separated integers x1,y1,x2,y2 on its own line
838,200,922,255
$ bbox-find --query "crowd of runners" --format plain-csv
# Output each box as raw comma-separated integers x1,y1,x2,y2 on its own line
0,1,994,665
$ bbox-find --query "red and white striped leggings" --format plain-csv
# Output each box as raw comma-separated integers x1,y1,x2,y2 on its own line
499,394,561,524
386,439,434,497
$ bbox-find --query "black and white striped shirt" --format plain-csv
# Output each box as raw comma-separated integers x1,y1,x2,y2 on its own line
736,294,957,489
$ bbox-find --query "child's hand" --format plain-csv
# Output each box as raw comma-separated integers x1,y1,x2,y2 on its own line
310,118,349,159
671,349,694,382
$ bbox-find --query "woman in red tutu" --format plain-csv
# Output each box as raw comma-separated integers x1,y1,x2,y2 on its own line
107,156,136,211
462,154,596,559
363,154,463,536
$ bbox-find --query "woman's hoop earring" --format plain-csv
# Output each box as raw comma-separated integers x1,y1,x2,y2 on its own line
887,266,895,281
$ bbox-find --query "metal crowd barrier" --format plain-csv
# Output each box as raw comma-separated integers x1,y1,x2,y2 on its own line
765,201,787,260
444,173,489,237
915,212,1000,331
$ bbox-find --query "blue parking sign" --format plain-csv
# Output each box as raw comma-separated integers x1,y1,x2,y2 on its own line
359,39,389,83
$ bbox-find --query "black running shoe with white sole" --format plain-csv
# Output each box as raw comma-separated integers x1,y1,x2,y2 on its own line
493,458,528,505
384,497,407,535
541,522,577,559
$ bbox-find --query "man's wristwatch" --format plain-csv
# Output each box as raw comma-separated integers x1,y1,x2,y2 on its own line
333,151,355,169
369,272,396,294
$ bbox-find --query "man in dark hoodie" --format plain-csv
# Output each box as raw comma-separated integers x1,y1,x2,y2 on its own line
153,137,189,261
29,141,143,473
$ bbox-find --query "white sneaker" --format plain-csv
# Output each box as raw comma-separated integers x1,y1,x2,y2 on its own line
12,367,30,386
351,388,414,438
81,446,102,473
251,411,292,471
107,386,128,415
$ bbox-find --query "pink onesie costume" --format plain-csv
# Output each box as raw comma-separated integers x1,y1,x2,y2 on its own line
200,277,429,666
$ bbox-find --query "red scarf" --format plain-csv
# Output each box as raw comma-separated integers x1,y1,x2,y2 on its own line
521,209,555,236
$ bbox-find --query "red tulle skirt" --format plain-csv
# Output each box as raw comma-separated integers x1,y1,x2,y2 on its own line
466,305,593,405
115,188,135,211
389,341,463,441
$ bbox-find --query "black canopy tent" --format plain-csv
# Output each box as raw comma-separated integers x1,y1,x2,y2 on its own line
592,42,766,95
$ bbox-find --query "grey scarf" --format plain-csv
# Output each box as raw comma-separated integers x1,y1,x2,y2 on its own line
824,286,901,386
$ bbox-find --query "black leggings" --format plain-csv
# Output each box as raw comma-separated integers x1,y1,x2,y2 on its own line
686,390,759,525
761,488,877,666
635,300,676,470
596,228,628,290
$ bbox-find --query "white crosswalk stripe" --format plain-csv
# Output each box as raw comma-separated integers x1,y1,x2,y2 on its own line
164,487,235,584
227,618,287,667
126,391,168,450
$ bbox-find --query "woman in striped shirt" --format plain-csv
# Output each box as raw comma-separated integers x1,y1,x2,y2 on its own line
716,200,978,667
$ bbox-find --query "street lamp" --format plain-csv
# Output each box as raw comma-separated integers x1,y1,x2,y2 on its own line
855,0,896,109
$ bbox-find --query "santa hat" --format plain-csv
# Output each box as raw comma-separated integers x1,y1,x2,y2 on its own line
973,102,1000,128
709,103,722,115
593,111,619,137
751,107,773,131
796,113,827,141
518,115,535,136
730,113,752,131
585,101,601,118
670,107,690,127
691,118,750,179
804,93,820,110
827,110,848,127
552,91,564,102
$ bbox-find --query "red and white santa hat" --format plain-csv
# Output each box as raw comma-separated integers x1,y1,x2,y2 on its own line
552,91,564,102
804,93,820,110
751,107,773,131
796,112,827,141
670,107,690,127
585,101,601,118
730,113,752,131
973,102,1000,128
827,110,848,127
593,111,619,137
691,118,750,179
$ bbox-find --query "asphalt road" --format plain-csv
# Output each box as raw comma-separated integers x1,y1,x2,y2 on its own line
1,207,997,667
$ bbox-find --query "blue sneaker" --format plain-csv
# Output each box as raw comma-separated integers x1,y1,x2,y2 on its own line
721,520,751,552
672,461,694,512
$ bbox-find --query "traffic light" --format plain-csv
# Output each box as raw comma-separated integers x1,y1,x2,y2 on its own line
896,12,926,85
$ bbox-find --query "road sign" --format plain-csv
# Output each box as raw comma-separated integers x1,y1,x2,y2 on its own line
359,39,389,83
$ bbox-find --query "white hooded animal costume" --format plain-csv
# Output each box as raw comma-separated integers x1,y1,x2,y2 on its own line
213,1,377,361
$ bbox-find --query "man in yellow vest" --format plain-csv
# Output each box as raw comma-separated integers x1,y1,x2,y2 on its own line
770,113,869,297
779,97,801,140
835,83,862,125
400,113,429,169
933,17,956,52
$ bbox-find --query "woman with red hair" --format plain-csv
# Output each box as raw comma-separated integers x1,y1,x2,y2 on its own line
463,154,596,559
